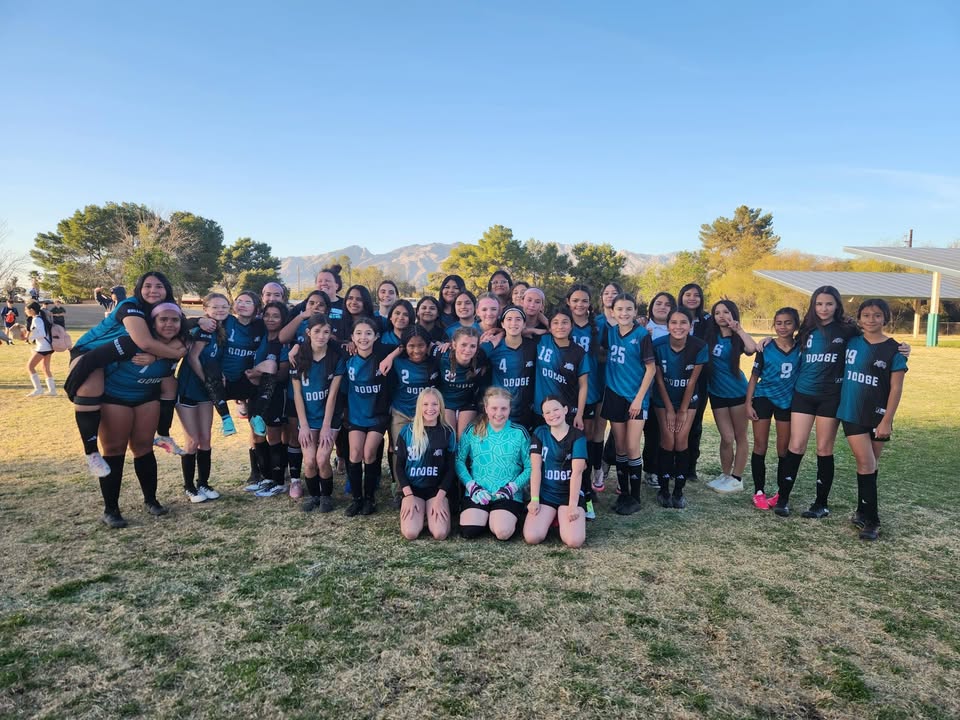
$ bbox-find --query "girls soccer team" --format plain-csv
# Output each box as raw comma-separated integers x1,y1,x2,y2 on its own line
59,268,909,543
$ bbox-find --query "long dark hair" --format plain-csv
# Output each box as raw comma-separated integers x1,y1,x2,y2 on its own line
648,291,678,323
566,283,599,358
297,314,336,381
344,284,375,318
416,295,441,326
487,270,513,294
438,274,466,314
26,301,54,342
133,271,174,309
388,299,416,333
261,301,290,337
706,299,744,375
304,289,332,315
400,325,433,356
798,285,853,346
147,304,189,345
448,326,482,380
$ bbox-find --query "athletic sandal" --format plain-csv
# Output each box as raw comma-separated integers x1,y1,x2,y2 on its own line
766,492,779,508
657,492,672,508
250,415,267,436
101,511,127,529
850,511,866,529
318,496,334,513
591,469,605,492
773,502,791,517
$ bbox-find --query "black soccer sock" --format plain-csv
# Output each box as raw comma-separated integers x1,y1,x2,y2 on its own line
269,443,286,485
157,398,176,436
181,453,197,493
815,454,835,506
658,446,674,496
304,474,321,498
363,462,381,499
628,458,643,498
778,451,803,504
751,452,766,494
248,447,261,480
347,461,363,500
587,441,603,471
99,455,125,513
615,454,629,494
673,451,687,497
254,441,272,481
76,410,102,455
134,452,159,505
857,471,880,524
319,477,334,497
460,524,486,539
287,445,303,480
197,448,212,486
202,373,229,418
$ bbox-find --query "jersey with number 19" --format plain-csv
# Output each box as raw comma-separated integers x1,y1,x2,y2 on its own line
837,336,907,428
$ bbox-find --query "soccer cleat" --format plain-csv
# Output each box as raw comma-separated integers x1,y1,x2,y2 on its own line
318,496,334,513
657,492,672,508
644,472,660,489
250,415,267,436
144,502,169,516
255,482,288,498
850,511,866,529
86,452,112,478
289,479,303,500
185,489,207,504
752,491,770,510
197,485,220,500
706,473,729,490
801,503,831,519
614,494,641,515
713,476,743,494
101,511,128,529
859,524,880,541
244,478,272,493
773,502,791,517
345,499,363,517
591,469,605,492
360,498,376,516
154,435,185,456
766,492,779,508
301,495,321,513
221,416,237,437
671,494,687,509
25,388,44,398
584,500,596,520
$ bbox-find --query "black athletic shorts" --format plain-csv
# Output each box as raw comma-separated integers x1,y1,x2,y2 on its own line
344,414,390,434
461,496,525,518
540,494,587,510
34,349,54,357
225,376,256,401
601,388,648,423
582,402,598,420
406,485,444,501
102,391,160,408
791,391,840,418
709,394,745,409
842,421,890,442
751,396,791,422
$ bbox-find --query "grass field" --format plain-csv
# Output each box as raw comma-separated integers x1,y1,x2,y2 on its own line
1,338,959,719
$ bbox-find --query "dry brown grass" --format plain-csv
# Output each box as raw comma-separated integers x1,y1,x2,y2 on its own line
1,343,959,719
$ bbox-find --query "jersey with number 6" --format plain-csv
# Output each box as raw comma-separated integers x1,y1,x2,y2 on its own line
752,341,800,409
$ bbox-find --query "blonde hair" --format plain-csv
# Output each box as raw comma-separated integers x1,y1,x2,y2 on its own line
410,388,452,458
471,386,513,440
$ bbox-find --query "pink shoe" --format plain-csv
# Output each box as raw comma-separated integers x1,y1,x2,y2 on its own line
752,491,770,510
766,492,779,508
289,479,303,500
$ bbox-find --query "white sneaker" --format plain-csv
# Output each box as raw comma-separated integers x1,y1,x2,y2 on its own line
706,473,729,489
714,475,744,494
185,489,207,503
244,478,272,492
644,472,660,488
255,482,288,497
154,435,185,456
25,388,44,398
86,452,111,478
197,485,220,500
45,389,57,396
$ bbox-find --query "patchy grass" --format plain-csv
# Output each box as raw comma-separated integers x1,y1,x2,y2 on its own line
1,341,959,718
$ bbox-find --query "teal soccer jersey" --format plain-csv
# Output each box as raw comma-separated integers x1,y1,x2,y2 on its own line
752,341,800,409
652,336,708,409
530,425,588,505
837,336,907,428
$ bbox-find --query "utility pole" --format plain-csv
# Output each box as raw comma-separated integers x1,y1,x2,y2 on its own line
906,229,913,247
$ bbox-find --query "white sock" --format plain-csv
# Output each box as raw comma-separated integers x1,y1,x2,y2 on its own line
46,376,56,392
29,373,41,390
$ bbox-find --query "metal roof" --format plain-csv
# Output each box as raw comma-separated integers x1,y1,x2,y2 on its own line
843,246,960,276
754,271,960,300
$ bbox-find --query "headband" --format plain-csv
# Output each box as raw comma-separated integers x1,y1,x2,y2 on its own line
151,302,182,318
499,305,526,323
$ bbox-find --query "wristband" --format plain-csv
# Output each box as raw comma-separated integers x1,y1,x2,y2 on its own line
530,496,539,502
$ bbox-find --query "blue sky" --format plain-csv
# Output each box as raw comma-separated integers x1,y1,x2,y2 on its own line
2,1,958,266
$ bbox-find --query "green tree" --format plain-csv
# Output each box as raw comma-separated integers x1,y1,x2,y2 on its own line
219,238,280,302
631,250,709,305
699,205,780,275
570,242,627,292
170,212,224,295
435,225,529,293
30,202,148,297
524,239,573,306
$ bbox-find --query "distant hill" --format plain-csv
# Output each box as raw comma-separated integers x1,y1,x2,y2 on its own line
279,243,675,291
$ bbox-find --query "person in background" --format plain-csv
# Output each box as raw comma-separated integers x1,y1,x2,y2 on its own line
95,285,126,317
4,298,19,344
24,301,56,397
49,298,67,328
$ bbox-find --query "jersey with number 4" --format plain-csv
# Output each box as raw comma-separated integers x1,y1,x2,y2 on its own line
480,338,537,419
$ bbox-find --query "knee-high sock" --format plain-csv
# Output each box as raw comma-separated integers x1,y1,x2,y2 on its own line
674,449,690,496
815,454,835,506
587,441,603,471
751,452,766,493
363,462,381,499
304,474,321,498
134,452,159,505
857,471,879,524
778,451,803,503
181,453,197,492
287,445,303,480
254,441,272,480
99,454,125,513
75,410,102,455
269,443,285,485
347,461,363,500
157,399,176,436
197,448,212,486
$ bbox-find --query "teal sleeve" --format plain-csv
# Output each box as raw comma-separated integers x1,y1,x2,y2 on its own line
456,429,474,487
510,427,532,491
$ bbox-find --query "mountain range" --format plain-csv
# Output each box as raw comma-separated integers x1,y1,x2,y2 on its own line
279,243,675,291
